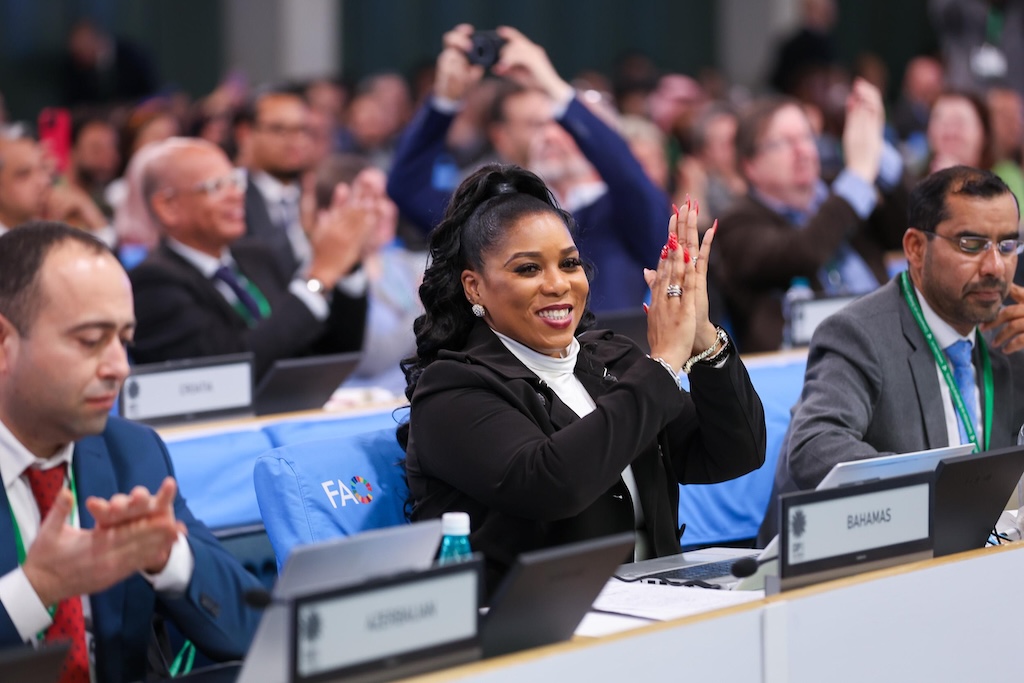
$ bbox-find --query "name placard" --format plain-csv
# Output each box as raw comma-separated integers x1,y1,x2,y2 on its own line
120,354,253,425
291,561,481,683
779,473,933,590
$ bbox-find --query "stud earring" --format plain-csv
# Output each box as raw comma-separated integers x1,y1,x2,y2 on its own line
471,303,486,318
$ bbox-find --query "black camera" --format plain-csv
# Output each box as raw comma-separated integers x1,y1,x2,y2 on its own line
466,31,506,69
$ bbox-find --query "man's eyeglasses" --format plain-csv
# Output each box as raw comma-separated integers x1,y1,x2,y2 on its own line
924,231,1024,256
254,122,312,138
162,169,245,198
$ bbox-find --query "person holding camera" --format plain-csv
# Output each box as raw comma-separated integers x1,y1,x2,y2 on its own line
386,24,671,312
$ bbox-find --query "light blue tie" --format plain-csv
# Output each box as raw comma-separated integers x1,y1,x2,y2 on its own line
945,340,978,446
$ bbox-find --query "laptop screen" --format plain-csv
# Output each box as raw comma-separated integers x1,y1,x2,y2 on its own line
932,445,1024,557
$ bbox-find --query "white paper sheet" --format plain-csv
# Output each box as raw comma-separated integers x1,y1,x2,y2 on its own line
590,579,764,621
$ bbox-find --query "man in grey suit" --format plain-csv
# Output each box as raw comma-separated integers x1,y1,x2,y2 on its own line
759,166,1024,543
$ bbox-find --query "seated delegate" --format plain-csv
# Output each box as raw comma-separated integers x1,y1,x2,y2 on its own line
399,164,766,591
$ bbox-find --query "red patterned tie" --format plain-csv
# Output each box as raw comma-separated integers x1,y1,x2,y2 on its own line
25,463,90,683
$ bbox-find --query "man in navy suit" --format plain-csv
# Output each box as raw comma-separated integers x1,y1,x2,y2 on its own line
0,223,261,682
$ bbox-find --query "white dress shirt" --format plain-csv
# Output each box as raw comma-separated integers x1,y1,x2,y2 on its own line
0,418,194,646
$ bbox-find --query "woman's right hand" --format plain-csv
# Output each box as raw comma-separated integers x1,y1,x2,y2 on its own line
644,200,698,371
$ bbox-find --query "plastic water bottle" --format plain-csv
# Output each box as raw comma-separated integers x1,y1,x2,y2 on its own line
437,512,472,564
781,277,814,349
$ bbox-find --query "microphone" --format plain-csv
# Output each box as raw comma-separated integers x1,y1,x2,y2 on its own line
730,554,777,579
243,587,275,609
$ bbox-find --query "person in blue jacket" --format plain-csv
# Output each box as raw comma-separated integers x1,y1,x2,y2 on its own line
0,222,261,682
386,24,670,312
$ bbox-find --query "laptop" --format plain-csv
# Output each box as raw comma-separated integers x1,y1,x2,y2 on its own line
614,546,759,587
237,520,443,683
758,444,976,565
480,532,635,658
619,445,976,588
253,352,361,416
932,445,1024,557
789,295,857,346
0,643,69,683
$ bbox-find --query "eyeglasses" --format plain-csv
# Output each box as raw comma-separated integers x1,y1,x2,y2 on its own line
189,169,246,196
254,122,312,138
757,132,816,155
924,231,1024,256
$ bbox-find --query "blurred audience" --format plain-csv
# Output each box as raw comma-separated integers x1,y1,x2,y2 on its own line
924,89,1024,204
387,24,670,311
717,80,907,352
236,87,315,279
128,138,370,380
63,19,158,106
0,134,110,242
770,0,840,97
931,0,1024,98
316,155,425,394
68,113,120,217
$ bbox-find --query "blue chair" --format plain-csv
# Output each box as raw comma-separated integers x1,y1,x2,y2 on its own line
253,427,410,568
676,354,807,547
260,407,409,448
166,428,275,529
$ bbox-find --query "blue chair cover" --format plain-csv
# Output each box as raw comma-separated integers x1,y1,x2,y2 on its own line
261,407,409,448
254,427,410,568
166,429,275,529
676,355,807,547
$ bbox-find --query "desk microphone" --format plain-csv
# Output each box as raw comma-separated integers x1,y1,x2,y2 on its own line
243,587,276,609
730,555,777,579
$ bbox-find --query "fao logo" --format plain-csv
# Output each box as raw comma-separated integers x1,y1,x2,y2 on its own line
321,475,375,508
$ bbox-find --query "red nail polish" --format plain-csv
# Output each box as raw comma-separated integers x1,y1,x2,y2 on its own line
672,203,679,222
695,199,699,217
683,249,691,264
712,218,718,231
642,303,649,315
660,246,668,260
668,232,679,251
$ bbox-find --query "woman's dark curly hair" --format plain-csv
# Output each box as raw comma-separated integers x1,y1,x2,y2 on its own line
400,163,596,407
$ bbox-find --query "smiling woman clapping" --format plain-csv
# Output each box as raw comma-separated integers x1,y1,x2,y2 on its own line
399,164,766,592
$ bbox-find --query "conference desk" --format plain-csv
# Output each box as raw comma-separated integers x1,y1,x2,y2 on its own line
396,541,1024,683
159,350,808,545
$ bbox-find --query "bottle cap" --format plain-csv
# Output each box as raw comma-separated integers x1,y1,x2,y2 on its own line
441,511,470,536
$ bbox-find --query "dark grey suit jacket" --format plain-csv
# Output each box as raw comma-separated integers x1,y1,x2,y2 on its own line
759,277,1024,542
241,180,299,281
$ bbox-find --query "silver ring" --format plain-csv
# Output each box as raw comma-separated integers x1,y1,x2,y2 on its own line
666,284,683,298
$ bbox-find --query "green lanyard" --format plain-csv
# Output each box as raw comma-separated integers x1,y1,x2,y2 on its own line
899,271,993,452
9,463,78,626
987,6,1005,44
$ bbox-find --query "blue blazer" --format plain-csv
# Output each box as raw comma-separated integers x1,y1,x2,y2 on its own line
0,418,262,683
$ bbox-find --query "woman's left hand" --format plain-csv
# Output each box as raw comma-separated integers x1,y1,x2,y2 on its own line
685,200,719,355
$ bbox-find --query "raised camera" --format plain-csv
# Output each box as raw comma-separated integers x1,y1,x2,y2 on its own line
466,31,506,69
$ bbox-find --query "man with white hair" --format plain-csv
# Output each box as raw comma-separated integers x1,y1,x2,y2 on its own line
129,138,371,380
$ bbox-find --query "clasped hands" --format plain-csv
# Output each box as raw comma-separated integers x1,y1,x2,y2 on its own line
22,477,185,608
643,198,719,372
